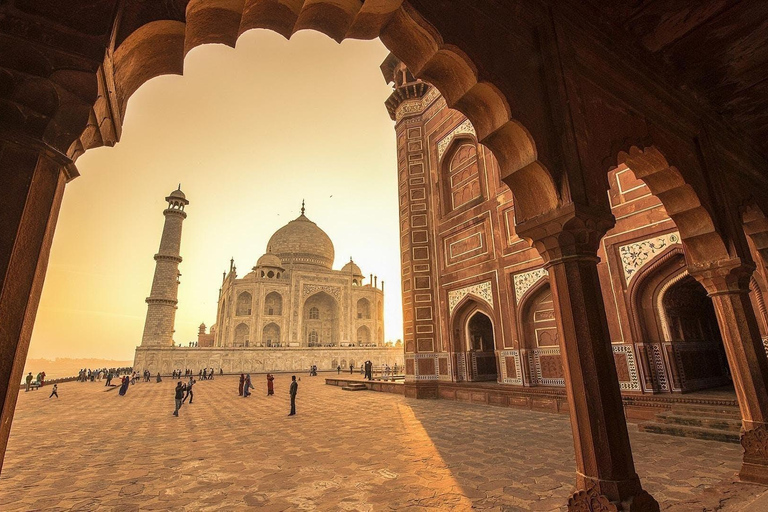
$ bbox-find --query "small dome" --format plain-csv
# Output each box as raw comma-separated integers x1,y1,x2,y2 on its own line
341,258,363,277
169,188,186,199
266,206,334,269
256,253,283,268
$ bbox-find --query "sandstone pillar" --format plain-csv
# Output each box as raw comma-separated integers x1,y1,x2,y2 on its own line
0,138,73,473
693,262,768,484
518,205,658,511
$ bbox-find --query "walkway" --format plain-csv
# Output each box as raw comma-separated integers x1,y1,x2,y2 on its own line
0,375,765,511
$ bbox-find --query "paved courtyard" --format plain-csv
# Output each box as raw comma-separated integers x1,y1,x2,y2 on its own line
0,375,766,511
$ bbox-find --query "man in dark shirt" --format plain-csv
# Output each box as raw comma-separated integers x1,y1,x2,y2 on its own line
173,381,186,417
289,375,298,416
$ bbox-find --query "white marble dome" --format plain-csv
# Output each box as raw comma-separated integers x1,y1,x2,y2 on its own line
266,212,335,269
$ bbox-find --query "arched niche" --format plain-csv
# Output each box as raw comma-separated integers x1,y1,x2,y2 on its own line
264,291,283,316
440,138,484,216
303,291,339,347
262,323,280,347
451,297,498,382
357,298,371,319
236,291,252,316
233,323,249,347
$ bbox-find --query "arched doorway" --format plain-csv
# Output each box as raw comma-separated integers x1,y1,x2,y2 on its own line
303,292,339,347
451,299,498,382
632,250,730,393
262,323,280,348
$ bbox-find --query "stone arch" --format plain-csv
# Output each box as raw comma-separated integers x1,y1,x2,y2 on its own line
357,325,371,345
303,291,339,347
450,297,498,382
264,291,283,316
356,298,371,319
518,279,558,350
262,322,280,347
440,137,483,215
236,291,252,316
233,322,249,347
102,0,559,223
743,201,768,267
616,146,730,268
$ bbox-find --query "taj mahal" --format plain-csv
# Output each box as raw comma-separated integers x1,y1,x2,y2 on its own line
133,190,402,374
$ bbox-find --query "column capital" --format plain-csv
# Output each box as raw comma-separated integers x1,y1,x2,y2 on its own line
688,258,755,296
0,130,79,181
516,203,615,264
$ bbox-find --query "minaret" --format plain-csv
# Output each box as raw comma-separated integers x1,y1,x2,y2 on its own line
140,185,189,346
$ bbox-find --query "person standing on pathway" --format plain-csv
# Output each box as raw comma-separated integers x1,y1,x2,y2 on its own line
25,372,33,392
239,374,245,396
173,381,186,416
183,376,195,404
289,375,298,416
49,383,58,399
118,375,130,396
243,374,254,398
266,373,274,396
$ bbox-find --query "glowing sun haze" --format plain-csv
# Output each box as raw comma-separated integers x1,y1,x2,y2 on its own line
28,30,402,360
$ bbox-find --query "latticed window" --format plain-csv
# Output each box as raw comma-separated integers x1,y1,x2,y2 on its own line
309,307,319,320
309,330,318,344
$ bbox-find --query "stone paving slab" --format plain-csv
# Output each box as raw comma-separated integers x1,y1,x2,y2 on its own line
0,375,765,511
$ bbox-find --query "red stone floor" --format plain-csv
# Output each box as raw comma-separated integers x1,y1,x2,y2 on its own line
0,374,766,511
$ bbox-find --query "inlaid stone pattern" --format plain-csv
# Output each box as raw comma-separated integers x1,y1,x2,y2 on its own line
513,268,548,303
612,344,641,391
412,353,440,380
530,347,565,386
436,119,476,160
448,281,493,314
619,231,680,283
500,350,523,385
301,284,341,300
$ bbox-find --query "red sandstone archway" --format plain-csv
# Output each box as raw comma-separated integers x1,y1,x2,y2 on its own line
450,295,498,383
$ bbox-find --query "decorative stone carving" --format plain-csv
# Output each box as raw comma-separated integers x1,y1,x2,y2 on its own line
619,232,680,284
513,268,548,303
500,350,523,385
612,344,641,391
437,119,477,160
302,284,341,300
742,425,768,463
567,486,618,512
448,281,493,314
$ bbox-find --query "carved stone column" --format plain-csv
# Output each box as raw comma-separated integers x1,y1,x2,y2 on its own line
0,136,75,473
693,261,768,484
518,204,658,512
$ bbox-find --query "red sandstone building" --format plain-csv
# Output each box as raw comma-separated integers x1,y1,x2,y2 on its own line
5,2,768,510
383,55,768,397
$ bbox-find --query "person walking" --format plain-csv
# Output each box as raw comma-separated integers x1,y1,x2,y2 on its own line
49,383,58,399
337,365,341,375
25,372,33,392
243,374,254,397
238,374,245,396
266,373,274,396
349,363,354,374
118,375,130,396
289,375,298,416
173,381,186,417
183,376,195,404
156,372,162,383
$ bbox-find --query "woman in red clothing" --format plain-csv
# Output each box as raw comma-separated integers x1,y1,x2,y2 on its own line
238,373,245,396
266,373,275,396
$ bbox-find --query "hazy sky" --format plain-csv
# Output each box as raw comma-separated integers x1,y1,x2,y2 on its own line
28,30,401,360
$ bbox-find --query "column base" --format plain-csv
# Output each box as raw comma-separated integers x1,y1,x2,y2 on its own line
740,425,768,484
404,381,438,399
568,487,659,512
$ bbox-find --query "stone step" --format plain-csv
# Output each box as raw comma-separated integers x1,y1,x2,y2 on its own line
655,413,742,432
637,422,740,444
342,384,368,392
670,404,741,419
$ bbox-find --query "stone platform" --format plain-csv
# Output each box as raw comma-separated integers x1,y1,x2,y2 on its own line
1,375,766,511
133,346,403,375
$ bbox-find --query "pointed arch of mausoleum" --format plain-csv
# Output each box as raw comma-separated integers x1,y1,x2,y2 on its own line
517,276,558,351
77,0,561,223
616,146,730,269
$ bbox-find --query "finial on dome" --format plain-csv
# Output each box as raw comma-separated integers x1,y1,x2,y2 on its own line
177,183,181,191
301,199,305,216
